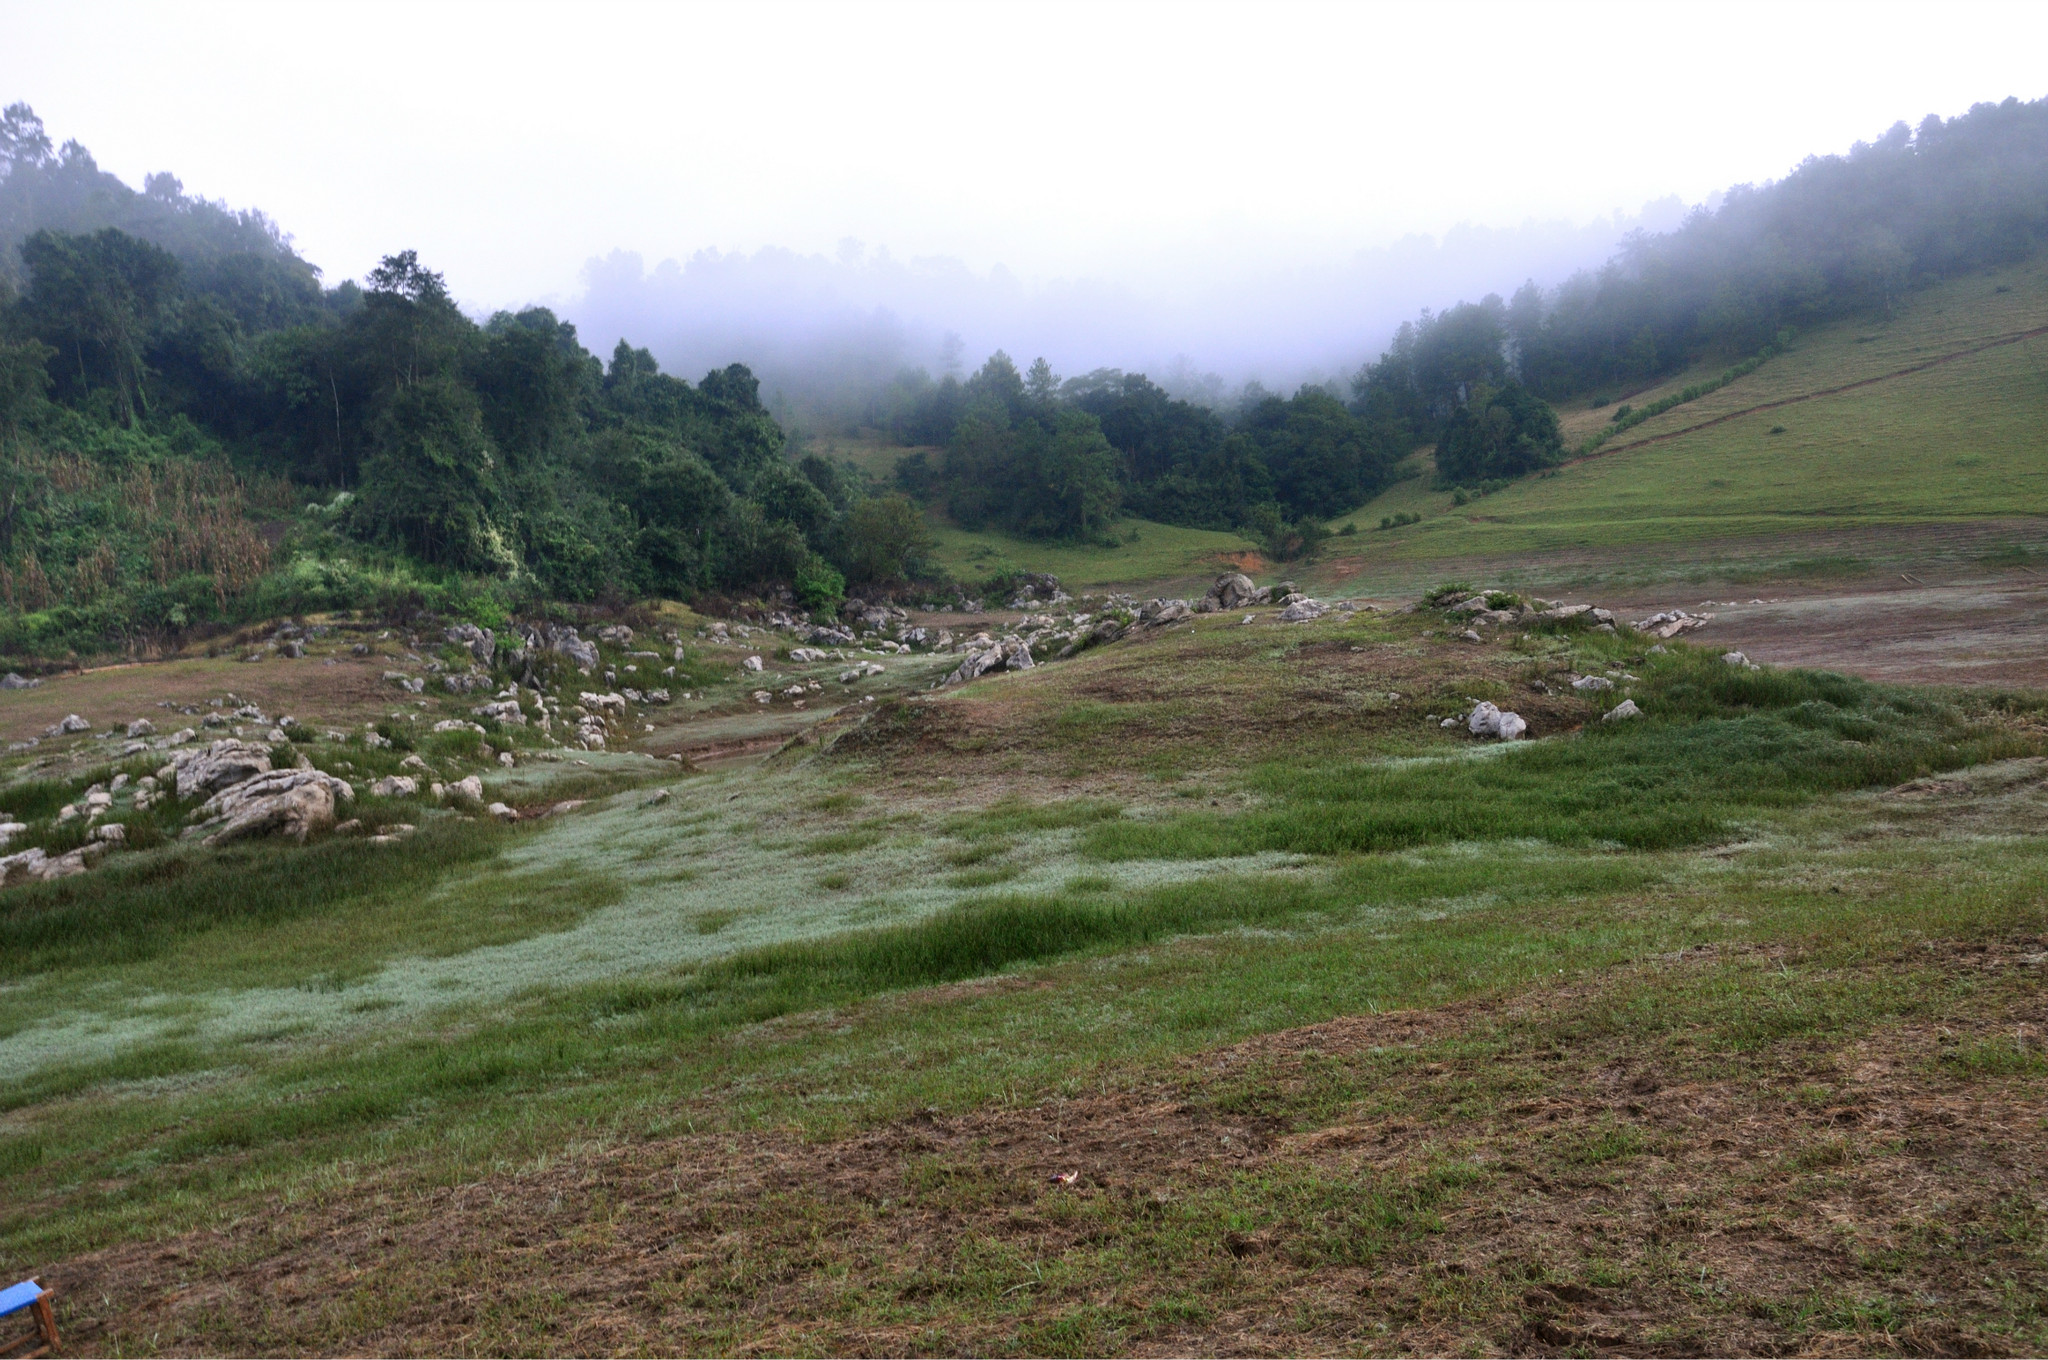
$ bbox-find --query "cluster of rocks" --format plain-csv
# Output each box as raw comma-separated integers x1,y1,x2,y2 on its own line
1632,609,1714,640
5,736,365,888
1196,573,1274,612
945,635,1036,685
1454,701,1528,741
1004,572,1070,609
1439,591,1618,634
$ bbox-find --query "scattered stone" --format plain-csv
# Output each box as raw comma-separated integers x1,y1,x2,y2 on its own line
645,788,671,806
44,714,90,737
471,699,527,726
1277,598,1327,622
498,751,515,767
1571,675,1613,692
1604,699,1642,722
370,775,418,798
432,719,487,735
91,823,125,843
0,672,39,689
446,775,484,804
1459,629,1482,643
742,655,764,672
125,718,156,738
486,801,518,821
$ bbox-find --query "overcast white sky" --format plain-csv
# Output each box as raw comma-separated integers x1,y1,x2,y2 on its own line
4,0,2044,390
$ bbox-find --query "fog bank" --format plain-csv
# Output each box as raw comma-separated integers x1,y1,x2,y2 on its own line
564,199,1688,424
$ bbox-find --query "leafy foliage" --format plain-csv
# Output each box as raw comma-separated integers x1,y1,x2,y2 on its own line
0,106,947,654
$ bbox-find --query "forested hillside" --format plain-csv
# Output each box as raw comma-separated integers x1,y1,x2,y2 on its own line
887,95,2048,539
2,94,2045,662
0,104,935,662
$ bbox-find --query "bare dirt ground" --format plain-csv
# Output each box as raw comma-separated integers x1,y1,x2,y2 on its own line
46,936,2048,1356
0,652,408,746
1602,573,2048,690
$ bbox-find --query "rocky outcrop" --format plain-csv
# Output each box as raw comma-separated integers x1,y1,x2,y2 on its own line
1204,573,1266,611
471,699,527,725
529,623,599,671
0,842,112,886
163,739,274,799
193,769,354,846
945,636,1035,686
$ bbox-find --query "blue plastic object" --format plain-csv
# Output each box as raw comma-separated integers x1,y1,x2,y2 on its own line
0,1280,42,1317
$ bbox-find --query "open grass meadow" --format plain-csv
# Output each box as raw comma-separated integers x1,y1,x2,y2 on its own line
1320,257,2048,586
928,514,1264,592
4,602,2048,1353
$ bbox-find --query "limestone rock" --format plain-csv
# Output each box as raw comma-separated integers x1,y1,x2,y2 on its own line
126,718,156,737
445,622,496,665
1603,699,1642,722
1466,701,1528,740
45,713,90,737
196,768,353,845
1277,598,1328,622
1205,573,1260,610
167,739,274,799
370,775,418,798
1571,675,1613,692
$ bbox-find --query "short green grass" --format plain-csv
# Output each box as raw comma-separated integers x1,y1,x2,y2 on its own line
2,601,2046,1352
927,514,1261,591
1322,259,2048,573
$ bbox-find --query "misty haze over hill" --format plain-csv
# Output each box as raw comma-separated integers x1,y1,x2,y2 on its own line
563,199,1689,425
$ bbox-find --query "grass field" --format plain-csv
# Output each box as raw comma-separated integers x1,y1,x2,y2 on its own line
5,598,2048,1353
927,514,1262,592
6,259,2048,1355
1319,257,2048,587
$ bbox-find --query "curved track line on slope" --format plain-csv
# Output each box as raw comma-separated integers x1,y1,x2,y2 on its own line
1569,323,2048,465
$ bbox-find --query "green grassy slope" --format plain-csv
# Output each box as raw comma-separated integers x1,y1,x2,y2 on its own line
1325,257,2048,573
927,515,1262,591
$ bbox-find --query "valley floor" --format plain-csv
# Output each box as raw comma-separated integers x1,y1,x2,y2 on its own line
3,575,2046,1356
